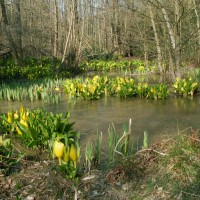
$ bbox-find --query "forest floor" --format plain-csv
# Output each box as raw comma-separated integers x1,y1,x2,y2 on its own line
0,127,200,200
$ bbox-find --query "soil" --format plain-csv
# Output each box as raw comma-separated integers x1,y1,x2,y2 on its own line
0,147,156,200
0,158,141,200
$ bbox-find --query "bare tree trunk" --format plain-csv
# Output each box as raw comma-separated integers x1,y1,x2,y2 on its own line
77,9,85,63
168,49,176,80
61,0,80,69
174,1,181,78
0,0,22,65
193,0,200,46
27,0,33,56
61,20,73,63
53,0,59,58
161,7,176,49
144,42,149,68
14,0,23,61
160,21,174,78
161,6,181,77
149,4,162,73
193,0,200,63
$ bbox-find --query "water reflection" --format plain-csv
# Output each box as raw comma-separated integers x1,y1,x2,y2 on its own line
1,96,200,147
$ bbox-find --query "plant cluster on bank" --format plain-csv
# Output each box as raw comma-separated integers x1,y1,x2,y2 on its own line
0,107,80,182
0,57,72,80
173,77,198,96
0,76,198,103
79,59,157,74
0,57,158,81
63,76,198,100
1,57,199,82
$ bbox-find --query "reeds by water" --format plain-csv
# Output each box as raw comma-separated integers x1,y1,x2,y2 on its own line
0,79,63,104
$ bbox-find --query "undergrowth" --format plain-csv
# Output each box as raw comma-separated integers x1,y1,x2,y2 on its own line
133,128,200,199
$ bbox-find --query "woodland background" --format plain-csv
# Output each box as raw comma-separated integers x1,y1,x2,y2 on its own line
0,0,200,77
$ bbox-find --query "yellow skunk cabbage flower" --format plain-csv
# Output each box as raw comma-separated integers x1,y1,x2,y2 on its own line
92,75,99,84
144,83,148,88
116,86,121,92
137,85,141,91
20,106,26,116
20,119,28,128
192,82,198,88
55,87,60,91
181,87,184,92
103,76,108,84
89,85,95,94
21,112,29,121
78,83,83,91
7,111,13,123
173,83,178,89
54,141,65,165
14,112,19,120
69,145,78,168
16,126,23,135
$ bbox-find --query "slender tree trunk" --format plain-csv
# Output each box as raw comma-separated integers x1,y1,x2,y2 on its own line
168,49,176,80
28,0,33,55
193,0,200,46
61,20,73,63
53,0,59,58
77,10,85,64
149,4,162,73
64,0,79,69
14,0,23,61
174,1,181,78
161,7,176,49
193,0,200,63
162,22,176,79
144,42,149,68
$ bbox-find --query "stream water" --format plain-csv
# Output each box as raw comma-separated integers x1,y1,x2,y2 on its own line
1,95,200,148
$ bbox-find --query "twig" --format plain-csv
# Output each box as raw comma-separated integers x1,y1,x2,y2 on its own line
136,148,168,156
13,145,22,154
152,149,168,156
192,138,200,142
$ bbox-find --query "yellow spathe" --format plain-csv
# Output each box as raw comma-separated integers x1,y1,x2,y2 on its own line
54,141,65,159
